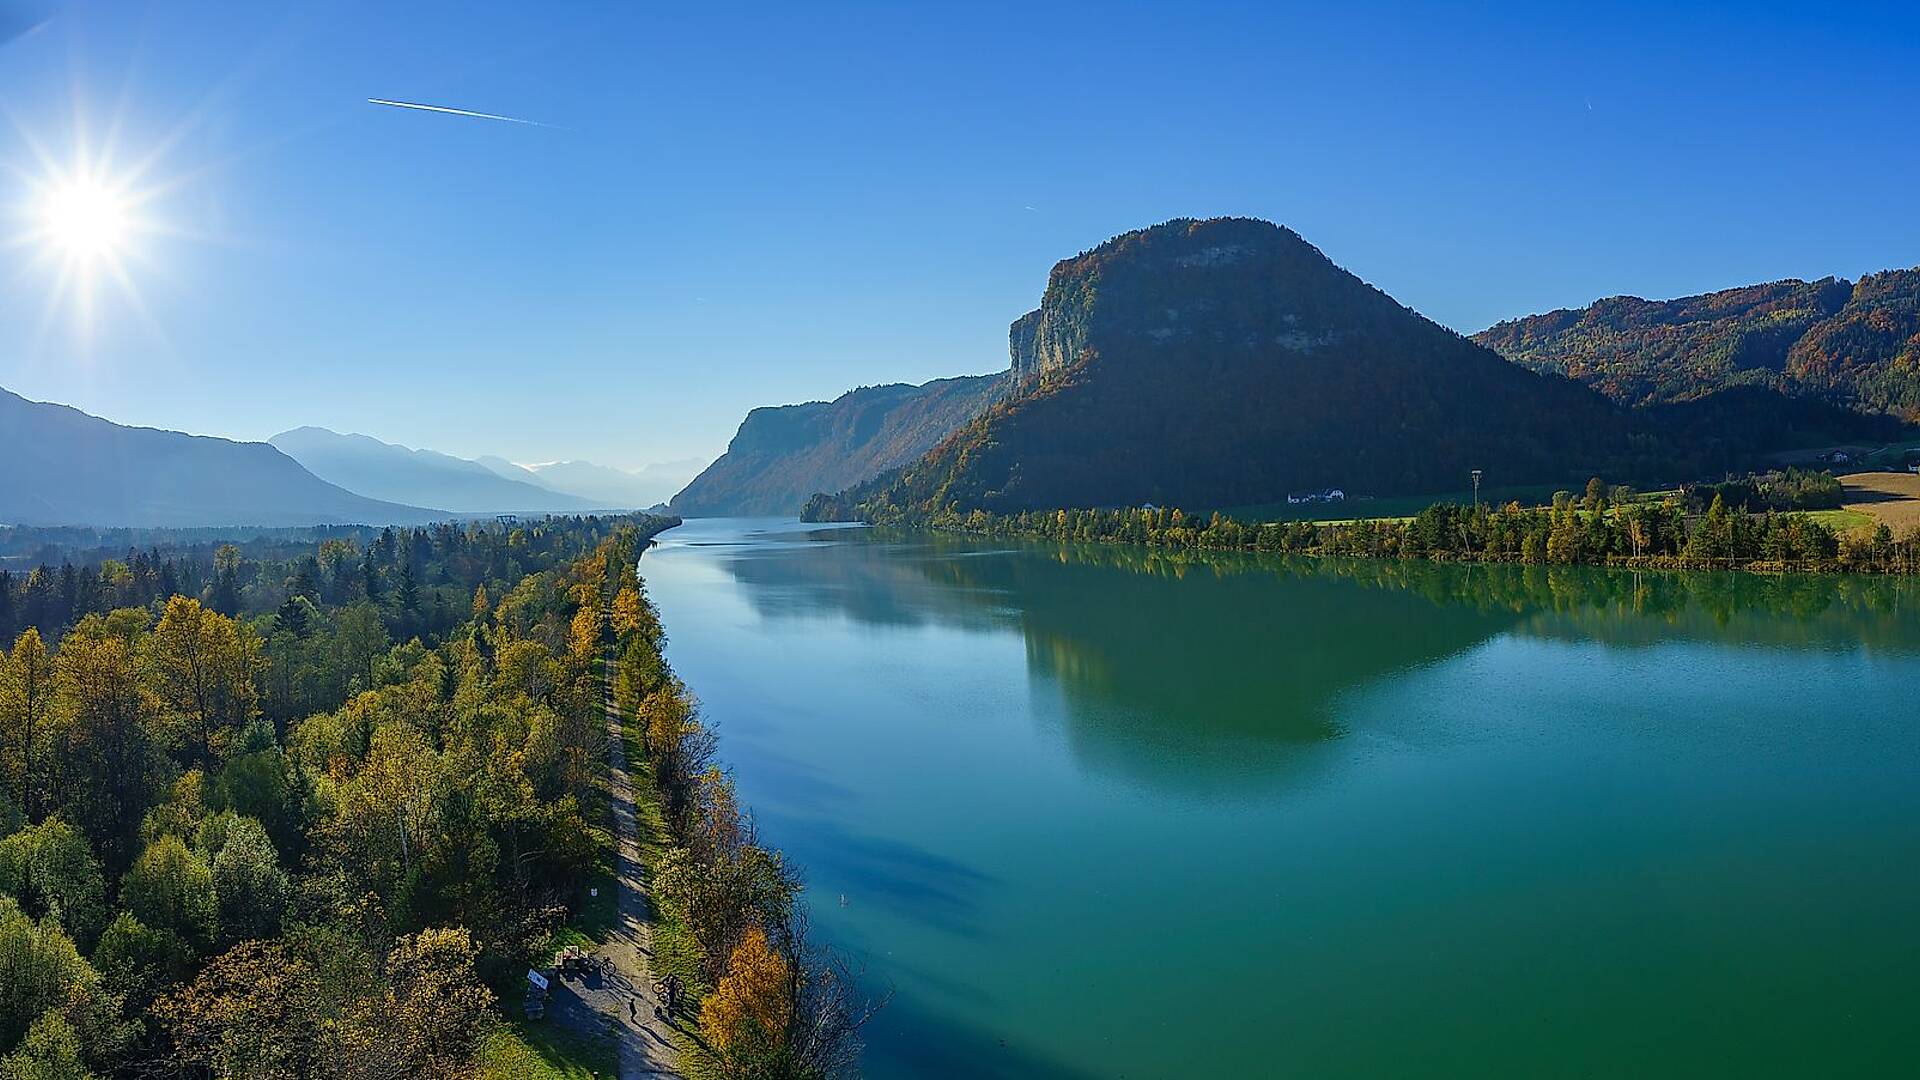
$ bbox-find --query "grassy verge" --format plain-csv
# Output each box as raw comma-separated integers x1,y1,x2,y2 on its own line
476,1019,619,1080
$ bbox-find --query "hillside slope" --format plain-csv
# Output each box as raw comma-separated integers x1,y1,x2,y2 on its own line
271,427,602,514
812,218,1651,518
670,374,1005,516
1475,269,1920,416
0,389,434,527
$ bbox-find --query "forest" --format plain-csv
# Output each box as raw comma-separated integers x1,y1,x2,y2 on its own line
0,512,869,1078
1474,267,1920,418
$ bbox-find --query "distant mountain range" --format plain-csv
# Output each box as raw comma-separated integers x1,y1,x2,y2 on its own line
0,388,433,527
1474,269,1920,415
480,457,695,511
670,374,1005,516
269,427,603,514
805,218,1909,520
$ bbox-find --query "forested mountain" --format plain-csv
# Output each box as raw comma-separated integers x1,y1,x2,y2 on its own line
811,219,1651,517
670,373,1005,516
270,428,602,514
0,389,433,527
1474,269,1920,415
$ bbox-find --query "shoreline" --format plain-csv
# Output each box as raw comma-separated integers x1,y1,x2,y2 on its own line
814,496,1920,578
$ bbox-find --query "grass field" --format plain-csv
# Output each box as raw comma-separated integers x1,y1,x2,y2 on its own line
476,1020,619,1080
1806,507,1877,533
1837,471,1920,532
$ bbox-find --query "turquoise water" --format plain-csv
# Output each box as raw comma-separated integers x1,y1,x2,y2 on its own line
641,518,1920,1078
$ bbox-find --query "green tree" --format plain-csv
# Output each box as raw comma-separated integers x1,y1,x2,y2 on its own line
0,896,98,1056
121,837,217,953
91,913,193,1019
0,820,107,949
208,816,287,946
0,1012,94,1080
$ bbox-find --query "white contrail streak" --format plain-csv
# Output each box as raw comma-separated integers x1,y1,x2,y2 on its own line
367,98,552,127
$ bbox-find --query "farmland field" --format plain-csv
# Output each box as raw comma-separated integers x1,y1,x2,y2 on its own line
1838,472,1920,532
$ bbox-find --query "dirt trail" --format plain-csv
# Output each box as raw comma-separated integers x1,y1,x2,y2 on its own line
596,647,682,1077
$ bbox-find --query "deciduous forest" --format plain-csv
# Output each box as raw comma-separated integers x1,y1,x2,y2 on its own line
0,513,872,1078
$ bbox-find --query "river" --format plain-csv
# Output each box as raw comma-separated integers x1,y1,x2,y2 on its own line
640,517,1920,1078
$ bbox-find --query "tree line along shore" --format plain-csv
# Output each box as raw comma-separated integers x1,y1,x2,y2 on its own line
0,513,873,1079
845,472,1920,576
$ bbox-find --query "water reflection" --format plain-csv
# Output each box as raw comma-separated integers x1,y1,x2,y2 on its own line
645,521,1920,1079
686,524,1920,794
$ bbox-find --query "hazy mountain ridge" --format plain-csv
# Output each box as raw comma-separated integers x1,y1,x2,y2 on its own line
0,388,436,527
670,373,1005,516
523,458,695,510
270,427,602,514
1475,269,1920,415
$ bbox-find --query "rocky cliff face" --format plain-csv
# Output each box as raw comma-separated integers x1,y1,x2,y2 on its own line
1006,218,1384,387
815,217,1656,517
670,373,1005,517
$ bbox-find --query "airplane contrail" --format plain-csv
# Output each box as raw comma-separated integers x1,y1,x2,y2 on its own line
367,98,553,128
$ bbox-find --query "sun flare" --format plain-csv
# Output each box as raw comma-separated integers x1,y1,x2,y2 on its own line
13,153,163,335
38,177,132,260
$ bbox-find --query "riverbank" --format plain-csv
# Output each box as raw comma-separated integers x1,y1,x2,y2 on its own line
842,495,1920,576
605,531,880,1077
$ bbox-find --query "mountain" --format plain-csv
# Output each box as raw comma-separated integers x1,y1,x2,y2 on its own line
474,455,549,488
1473,269,1920,416
270,427,602,514
0,388,434,527
809,218,1653,518
670,374,1006,516
477,457,698,510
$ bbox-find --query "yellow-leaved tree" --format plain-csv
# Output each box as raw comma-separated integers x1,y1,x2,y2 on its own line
699,925,794,1066
146,596,260,767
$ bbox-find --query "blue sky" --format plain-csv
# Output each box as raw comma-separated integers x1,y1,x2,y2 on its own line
2,0,1917,470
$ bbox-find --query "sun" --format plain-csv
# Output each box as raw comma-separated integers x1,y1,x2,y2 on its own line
38,177,132,261
12,155,163,336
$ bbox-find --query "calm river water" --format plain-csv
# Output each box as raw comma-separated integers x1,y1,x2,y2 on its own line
640,518,1920,1078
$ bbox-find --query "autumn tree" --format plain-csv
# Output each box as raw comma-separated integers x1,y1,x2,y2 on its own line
52,631,162,873
154,939,338,1078
376,928,495,1077
145,597,260,767
699,926,795,1074
0,630,55,821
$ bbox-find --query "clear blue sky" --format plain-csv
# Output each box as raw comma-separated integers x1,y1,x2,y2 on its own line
2,0,1917,470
